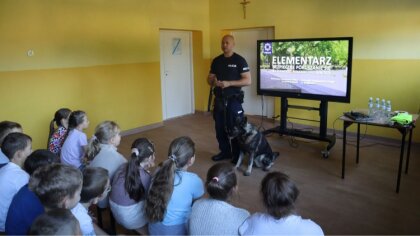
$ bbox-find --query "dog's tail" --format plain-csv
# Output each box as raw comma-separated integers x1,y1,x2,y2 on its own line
262,152,280,171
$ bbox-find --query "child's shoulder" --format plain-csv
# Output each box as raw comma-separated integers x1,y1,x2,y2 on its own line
183,170,201,179
68,129,85,136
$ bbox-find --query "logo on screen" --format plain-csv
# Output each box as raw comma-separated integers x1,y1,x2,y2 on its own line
263,43,272,55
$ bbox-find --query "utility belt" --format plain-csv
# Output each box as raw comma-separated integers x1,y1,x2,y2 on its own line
213,90,244,112
214,90,244,103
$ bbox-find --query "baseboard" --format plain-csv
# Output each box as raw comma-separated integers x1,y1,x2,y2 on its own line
195,110,212,116
120,114,419,147
120,111,208,136
120,122,164,137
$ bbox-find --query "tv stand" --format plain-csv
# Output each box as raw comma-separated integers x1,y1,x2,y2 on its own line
263,97,336,158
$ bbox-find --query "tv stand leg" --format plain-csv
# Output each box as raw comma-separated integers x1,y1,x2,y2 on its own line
264,98,336,159
321,133,336,158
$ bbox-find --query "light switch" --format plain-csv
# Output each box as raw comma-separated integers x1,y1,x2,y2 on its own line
27,49,34,57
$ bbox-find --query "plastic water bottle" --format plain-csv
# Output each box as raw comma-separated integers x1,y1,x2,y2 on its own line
379,99,387,122
368,97,373,116
386,100,393,125
386,100,392,117
374,98,381,120
381,99,386,112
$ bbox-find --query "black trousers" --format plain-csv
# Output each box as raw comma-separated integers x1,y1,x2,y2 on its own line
213,97,244,159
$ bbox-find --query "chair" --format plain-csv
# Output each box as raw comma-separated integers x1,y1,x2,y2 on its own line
96,205,116,235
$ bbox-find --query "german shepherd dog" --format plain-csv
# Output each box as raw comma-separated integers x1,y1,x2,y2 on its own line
229,116,279,176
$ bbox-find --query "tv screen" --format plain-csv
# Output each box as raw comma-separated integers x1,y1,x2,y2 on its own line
257,37,353,103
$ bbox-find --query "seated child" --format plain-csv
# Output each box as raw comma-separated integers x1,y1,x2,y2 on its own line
5,149,58,235
110,138,155,232
0,121,22,166
239,171,324,236
48,108,71,155
60,110,89,169
145,136,204,235
87,120,127,179
87,121,127,208
189,163,250,235
29,208,81,235
29,163,83,211
29,164,108,235
71,166,110,236
0,132,32,232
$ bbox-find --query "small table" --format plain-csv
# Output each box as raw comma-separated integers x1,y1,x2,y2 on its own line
340,114,417,193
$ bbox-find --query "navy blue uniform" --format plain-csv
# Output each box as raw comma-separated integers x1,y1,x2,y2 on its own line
210,53,249,159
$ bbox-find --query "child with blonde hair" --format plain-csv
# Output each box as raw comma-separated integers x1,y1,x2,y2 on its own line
60,110,89,169
145,136,204,235
87,121,126,208
87,121,126,179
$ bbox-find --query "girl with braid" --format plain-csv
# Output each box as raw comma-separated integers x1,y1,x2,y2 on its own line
145,136,204,235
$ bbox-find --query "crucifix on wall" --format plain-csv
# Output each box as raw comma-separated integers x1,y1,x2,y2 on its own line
240,0,251,19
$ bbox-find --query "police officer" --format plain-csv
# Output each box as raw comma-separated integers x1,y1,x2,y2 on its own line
208,35,251,162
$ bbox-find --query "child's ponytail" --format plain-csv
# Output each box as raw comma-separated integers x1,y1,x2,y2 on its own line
206,163,237,201
47,108,71,148
145,158,176,222
145,136,195,222
85,121,119,162
62,110,86,144
125,138,155,202
85,136,101,162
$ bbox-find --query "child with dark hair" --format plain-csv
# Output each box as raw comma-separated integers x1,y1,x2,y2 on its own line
24,149,59,175
110,138,155,232
71,166,109,236
189,163,249,235
29,208,81,235
29,163,83,210
0,132,32,232
5,149,58,235
60,110,89,169
0,121,22,166
48,108,72,155
239,171,324,235
145,136,204,235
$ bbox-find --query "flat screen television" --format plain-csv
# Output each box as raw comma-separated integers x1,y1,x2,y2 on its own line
257,37,353,103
